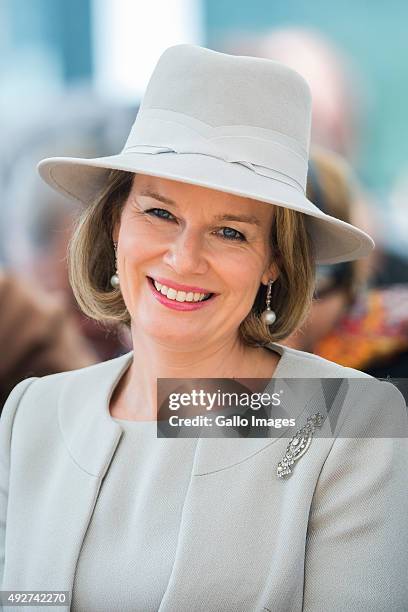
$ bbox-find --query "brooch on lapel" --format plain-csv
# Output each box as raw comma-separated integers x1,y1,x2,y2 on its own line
276,413,324,479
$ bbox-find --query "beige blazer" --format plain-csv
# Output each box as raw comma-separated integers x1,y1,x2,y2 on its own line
1,342,407,611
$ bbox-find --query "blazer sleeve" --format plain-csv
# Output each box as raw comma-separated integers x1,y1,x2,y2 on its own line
302,380,408,612
0,377,38,589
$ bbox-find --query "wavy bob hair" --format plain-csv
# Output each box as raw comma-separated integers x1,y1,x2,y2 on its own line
68,169,316,346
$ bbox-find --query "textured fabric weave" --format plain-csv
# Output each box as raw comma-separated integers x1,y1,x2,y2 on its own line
71,421,198,612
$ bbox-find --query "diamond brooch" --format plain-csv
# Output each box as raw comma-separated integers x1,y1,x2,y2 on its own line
276,413,324,479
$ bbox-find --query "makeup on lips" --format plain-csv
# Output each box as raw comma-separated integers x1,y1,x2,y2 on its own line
147,276,218,311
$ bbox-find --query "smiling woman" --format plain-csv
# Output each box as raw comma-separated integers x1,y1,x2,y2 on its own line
1,44,407,612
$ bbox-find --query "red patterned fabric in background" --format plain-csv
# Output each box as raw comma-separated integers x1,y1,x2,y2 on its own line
315,284,408,370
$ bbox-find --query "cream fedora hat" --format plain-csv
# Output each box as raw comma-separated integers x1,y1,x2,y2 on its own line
38,44,374,264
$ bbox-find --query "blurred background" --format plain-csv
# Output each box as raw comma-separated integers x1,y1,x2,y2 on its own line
1,0,407,408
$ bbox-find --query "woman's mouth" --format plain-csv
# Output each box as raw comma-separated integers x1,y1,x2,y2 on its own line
147,276,217,311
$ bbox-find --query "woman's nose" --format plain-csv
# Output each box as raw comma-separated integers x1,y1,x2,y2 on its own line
162,227,209,275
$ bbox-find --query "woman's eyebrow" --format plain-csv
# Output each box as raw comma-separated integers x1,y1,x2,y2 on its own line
139,189,176,207
213,213,262,227
138,189,262,226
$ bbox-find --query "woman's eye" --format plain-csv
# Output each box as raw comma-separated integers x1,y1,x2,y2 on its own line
217,227,246,242
145,207,175,221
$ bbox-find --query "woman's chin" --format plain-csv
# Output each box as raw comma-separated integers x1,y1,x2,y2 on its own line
132,318,205,345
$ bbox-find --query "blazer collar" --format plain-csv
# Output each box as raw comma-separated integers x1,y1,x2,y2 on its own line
58,353,132,478
57,343,330,477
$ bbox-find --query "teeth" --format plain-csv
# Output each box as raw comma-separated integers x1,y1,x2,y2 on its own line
167,288,177,300
152,279,210,302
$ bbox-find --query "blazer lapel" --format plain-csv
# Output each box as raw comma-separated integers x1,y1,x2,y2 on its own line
189,376,333,474
5,354,132,608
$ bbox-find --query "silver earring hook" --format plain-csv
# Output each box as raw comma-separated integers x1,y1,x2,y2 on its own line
261,278,277,325
266,278,274,308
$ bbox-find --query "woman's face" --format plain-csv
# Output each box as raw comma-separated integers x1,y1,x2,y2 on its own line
113,173,278,346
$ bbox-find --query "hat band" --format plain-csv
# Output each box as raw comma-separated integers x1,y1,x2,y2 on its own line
123,109,308,193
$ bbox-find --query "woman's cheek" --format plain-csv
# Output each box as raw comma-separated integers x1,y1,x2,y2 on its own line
120,223,159,257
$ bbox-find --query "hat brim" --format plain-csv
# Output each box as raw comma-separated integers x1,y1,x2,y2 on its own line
37,151,374,265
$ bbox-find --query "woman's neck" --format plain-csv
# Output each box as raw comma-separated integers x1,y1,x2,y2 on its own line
110,331,280,421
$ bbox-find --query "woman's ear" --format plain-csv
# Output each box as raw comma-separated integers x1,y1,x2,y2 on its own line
262,260,280,285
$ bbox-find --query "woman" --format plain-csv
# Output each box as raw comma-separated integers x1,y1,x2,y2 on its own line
1,44,407,611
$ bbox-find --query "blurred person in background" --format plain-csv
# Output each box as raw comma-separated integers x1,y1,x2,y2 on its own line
227,27,360,159
0,269,98,410
0,89,134,410
284,146,408,379
225,26,408,287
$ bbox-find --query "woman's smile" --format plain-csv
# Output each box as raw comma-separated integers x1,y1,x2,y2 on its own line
147,276,217,311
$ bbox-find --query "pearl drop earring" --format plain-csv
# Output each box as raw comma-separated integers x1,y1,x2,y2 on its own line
110,242,120,289
261,279,277,325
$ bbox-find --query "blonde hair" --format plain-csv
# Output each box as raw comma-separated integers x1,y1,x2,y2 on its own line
68,169,316,346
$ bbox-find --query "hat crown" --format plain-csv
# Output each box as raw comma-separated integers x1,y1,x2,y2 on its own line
124,45,313,194
139,44,312,152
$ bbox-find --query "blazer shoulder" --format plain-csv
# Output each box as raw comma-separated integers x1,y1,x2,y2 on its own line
23,351,133,393
1,352,133,480
274,343,373,379
2,351,134,423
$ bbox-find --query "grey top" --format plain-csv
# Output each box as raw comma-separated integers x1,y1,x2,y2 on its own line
71,420,199,612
